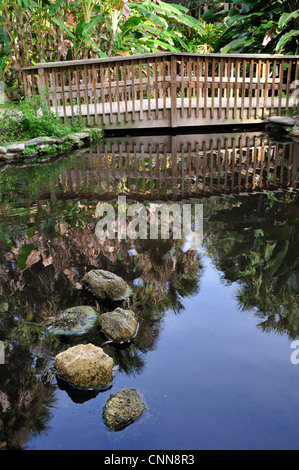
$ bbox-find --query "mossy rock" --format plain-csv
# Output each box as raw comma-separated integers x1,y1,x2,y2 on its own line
81,269,132,300
99,307,139,343
54,343,113,389
103,388,146,431
44,305,99,335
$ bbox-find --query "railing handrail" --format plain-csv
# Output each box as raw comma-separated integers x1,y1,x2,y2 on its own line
22,51,299,71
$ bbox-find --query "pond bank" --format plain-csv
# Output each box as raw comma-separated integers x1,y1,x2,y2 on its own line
266,115,299,140
0,128,103,162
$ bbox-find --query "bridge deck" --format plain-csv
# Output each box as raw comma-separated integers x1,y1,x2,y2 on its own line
51,97,289,128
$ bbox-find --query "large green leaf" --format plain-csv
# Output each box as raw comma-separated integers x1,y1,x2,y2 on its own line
278,10,299,29
222,35,255,53
226,12,264,27
75,16,103,38
129,4,167,29
50,18,76,40
276,29,299,51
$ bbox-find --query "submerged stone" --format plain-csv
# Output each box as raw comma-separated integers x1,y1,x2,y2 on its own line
81,269,132,300
54,343,113,389
44,305,99,335
99,307,139,343
103,388,146,431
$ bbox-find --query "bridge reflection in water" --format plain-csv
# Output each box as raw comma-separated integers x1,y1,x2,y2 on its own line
42,131,298,201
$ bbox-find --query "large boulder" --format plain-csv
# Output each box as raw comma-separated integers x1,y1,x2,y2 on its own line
103,388,146,431
45,306,99,335
99,307,139,343
54,343,113,389
81,269,131,300
268,116,296,126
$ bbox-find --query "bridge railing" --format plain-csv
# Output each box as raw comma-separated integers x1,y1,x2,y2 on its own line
22,52,299,129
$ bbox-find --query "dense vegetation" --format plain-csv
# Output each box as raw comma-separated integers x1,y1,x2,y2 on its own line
0,0,298,144
202,0,299,54
0,0,219,99
1,0,298,102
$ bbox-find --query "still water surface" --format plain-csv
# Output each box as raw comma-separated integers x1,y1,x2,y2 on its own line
0,130,298,450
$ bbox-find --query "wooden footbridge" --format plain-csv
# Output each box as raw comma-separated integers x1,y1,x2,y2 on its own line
22,52,299,130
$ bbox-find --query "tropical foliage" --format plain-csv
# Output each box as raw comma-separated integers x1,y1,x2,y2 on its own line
203,0,299,54
0,0,212,97
1,0,299,101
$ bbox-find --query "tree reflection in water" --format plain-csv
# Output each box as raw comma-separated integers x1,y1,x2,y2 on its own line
0,130,297,448
203,190,299,338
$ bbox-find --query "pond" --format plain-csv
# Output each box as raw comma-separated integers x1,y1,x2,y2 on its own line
0,128,298,450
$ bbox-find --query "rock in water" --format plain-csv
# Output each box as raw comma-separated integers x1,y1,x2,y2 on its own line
81,269,132,300
99,307,138,343
44,306,99,335
268,116,296,126
103,388,146,431
54,343,113,389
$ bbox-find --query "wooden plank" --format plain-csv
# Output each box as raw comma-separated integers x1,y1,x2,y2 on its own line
248,59,254,119
170,55,177,128
147,60,151,120
241,59,246,120
270,59,276,115
124,63,128,122
211,57,216,119
256,59,262,119
99,64,106,124
138,59,143,121
181,56,184,118
60,69,67,123
285,59,292,112
22,52,299,73
278,59,284,115
75,65,83,117
218,58,223,119
116,63,121,123
263,59,269,119
68,66,75,120
204,57,208,119
162,56,167,119
91,64,98,125
226,58,231,120
108,64,113,124
51,68,59,115
196,57,200,119
234,59,239,120
188,57,192,118
83,64,90,125
155,57,159,119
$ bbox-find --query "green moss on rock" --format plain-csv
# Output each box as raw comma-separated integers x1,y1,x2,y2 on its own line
44,305,99,335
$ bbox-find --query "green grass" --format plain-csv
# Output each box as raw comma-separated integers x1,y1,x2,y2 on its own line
0,94,88,145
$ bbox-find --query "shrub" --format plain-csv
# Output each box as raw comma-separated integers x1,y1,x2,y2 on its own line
0,94,87,145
